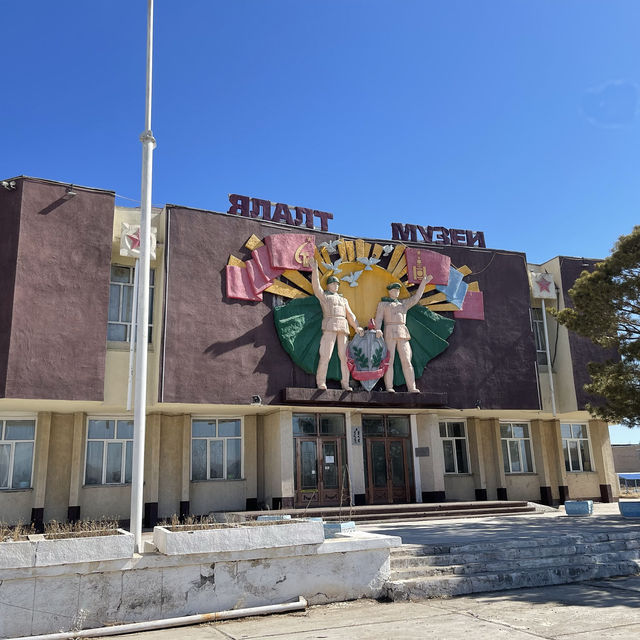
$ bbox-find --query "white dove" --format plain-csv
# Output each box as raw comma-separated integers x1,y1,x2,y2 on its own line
382,244,394,256
321,258,343,274
357,256,380,271
319,239,341,254
341,270,364,287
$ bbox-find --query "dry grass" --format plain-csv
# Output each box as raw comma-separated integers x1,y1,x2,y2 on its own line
159,513,299,532
0,518,120,542
0,521,34,542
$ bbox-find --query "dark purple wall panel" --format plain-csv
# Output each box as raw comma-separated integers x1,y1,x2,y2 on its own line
560,257,618,410
161,208,540,409
4,179,113,400
0,182,23,397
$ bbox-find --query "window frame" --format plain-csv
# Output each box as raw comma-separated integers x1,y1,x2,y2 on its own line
84,417,134,486
107,264,155,344
438,420,471,474
190,417,244,482
0,416,37,490
531,307,548,366
500,421,535,474
561,423,594,473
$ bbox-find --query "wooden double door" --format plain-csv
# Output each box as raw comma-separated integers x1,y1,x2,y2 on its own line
294,436,349,507
364,437,412,504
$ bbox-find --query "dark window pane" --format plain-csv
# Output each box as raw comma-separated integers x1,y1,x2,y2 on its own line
362,416,384,436
107,323,127,342
85,441,103,484
500,424,511,438
300,441,317,489
121,285,133,323
521,440,533,472
509,440,521,472
388,416,410,436
371,441,387,488
111,266,130,283
5,421,35,440
192,420,216,438
561,424,572,438
12,442,33,488
219,419,241,437
513,424,528,438
117,420,134,440
125,441,133,483
147,287,154,325
502,440,510,473
108,285,121,321
322,441,338,488
209,440,224,479
227,438,241,480
88,420,115,439
563,441,571,472
574,424,588,439
0,444,9,488
455,439,469,473
389,442,405,487
191,439,207,480
580,440,592,472
320,414,345,436
449,422,465,438
443,440,455,473
293,414,316,436
569,441,580,471
106,442,122,483
439,423,447,438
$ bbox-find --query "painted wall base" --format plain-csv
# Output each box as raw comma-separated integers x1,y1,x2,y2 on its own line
0,530,400,638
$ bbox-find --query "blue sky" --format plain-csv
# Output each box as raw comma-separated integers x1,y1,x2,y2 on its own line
2,1,639,441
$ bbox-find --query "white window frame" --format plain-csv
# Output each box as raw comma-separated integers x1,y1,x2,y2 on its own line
0,416,37,490
107,264,155,343
191,418,244,481
561,423,594,472
531,307,548,365
500,422,535,474
84,417,134,486
439,420,470,474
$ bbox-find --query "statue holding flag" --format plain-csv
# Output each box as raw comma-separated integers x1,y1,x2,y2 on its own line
310,257,364,391
375,275,432,392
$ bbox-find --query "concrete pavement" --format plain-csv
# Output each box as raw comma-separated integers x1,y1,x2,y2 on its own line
101,575,640,639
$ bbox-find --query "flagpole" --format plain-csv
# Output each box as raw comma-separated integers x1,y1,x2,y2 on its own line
130,0,156,553
126,258,139,412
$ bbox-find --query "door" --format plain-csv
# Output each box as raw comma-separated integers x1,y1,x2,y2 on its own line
295,437,349,506
365,437,411,504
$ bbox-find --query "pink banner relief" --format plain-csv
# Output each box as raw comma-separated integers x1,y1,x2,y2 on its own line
245,259,273,294
264,233,316,271
252,244,285,281
453,290,485,320
225,265,263,301
405,247,451,285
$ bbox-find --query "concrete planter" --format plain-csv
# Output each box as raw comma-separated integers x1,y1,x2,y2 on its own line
619,501,640,518
0,529,134,569
564,500,593,516
154,519,325,555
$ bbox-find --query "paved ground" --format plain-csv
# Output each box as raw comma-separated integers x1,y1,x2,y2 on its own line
103,575,640,640
101,503,640,640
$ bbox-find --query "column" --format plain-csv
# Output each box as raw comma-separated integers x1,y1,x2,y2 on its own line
467,417,487,500
592,420,615,502
31,412,51,531
345,411,366,506
67,412,85,522
418,414,446,502
143,413,161,527
180,414,191,519
410,414,423,503
491,419,508,500
532,419,553,506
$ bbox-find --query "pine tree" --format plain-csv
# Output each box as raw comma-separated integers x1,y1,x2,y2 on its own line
554,226,640,428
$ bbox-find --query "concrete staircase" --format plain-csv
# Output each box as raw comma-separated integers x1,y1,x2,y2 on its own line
238,500,538,524
385,530,640,599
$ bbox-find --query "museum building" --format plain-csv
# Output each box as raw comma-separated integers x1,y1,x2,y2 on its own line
0,176,619,529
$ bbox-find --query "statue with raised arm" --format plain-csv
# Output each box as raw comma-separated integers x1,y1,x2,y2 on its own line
310,257,364,391
375,275,432,392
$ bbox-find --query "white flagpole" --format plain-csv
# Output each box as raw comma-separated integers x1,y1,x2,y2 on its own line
126,258,139,412
130,0,156,552
541,299,557,417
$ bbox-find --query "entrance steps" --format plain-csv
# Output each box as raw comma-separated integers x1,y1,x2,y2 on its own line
236,500,538,524
385,530,640,599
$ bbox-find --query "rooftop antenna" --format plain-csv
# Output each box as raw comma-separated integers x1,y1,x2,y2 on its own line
130,0,157,553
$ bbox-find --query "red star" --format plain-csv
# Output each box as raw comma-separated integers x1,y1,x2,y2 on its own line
537,277,551,292
127,229,141,250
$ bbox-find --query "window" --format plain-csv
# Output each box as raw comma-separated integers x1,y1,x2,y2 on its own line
439,421,469,473
85,419,133,485
293,413,346,436
361,415,410,437
531,308,548,365
0,419,35,489
192,419,243,481
562,423,593,472
500,422,534,473
107,265,154,342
